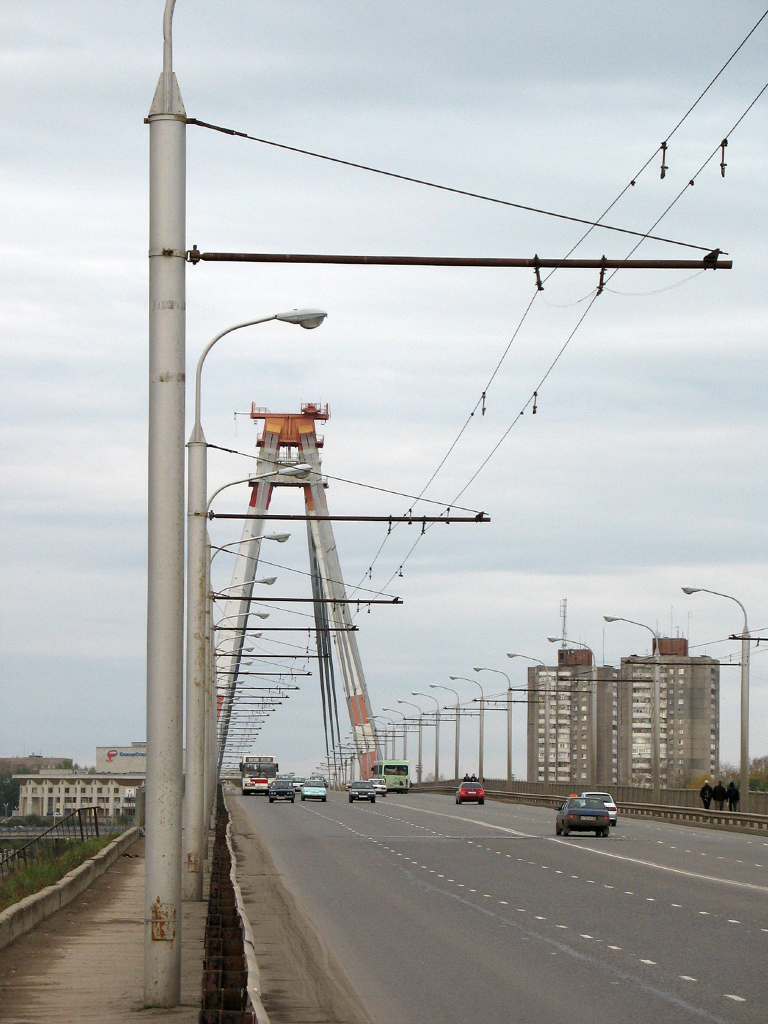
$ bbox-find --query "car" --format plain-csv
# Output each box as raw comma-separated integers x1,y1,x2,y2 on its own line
291,777,305,793
268,779,296,803
348,781,376,803
300,780,327,802
308,775,329,787
456,782,485,805
370,778,387,796
580,791,618,826
556,797,610,837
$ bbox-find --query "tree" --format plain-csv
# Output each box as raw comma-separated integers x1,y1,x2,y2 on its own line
0,770,21,815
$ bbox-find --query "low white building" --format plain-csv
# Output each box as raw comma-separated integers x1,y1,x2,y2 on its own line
15,742,148,819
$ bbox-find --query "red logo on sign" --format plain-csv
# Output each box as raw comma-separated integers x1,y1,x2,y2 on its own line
106,750,118,762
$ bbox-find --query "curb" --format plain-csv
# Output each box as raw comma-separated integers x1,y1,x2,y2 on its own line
0,826,140,950
223,793,270,1024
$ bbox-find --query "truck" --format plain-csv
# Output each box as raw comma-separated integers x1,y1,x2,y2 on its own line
240,755,278,795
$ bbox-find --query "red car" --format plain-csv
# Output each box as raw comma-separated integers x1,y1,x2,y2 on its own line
456,782,485,805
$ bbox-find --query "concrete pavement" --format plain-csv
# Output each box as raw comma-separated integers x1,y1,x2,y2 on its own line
0,838,207,1023
232,790,767,1024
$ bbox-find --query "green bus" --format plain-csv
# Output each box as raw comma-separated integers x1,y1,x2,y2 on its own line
371,760,410,792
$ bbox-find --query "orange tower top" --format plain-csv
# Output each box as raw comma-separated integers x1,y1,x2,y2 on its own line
250,402,330,448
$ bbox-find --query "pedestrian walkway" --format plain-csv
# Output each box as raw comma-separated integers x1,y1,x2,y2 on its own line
0,838,207,1023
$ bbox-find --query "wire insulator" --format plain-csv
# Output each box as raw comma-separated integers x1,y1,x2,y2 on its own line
660,141,668,179
532,391,538,415
720,138,728,177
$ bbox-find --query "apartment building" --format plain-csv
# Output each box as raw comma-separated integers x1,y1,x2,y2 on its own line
618,637,719,786
526,648,619,787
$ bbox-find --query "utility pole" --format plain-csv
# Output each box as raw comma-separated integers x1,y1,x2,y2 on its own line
145,0,185,1006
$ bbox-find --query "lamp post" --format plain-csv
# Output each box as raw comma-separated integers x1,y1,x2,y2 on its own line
547,638,597,790
682,587,750,812
398,700,424,783
145,0,186,1004
474,667,513,785
604,616,660,801
430,684,460,781
451,676,484,782
185,310,324,901
412,692,440,782
383,708,408,759
508,653,548,785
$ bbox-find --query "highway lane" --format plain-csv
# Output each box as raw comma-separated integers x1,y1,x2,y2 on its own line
233,792,767,1024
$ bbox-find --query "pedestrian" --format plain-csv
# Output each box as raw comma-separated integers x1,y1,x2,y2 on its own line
726,781,740,811
699,780,713,809
463,773,470,782
470,773,477,782
712,780,727,811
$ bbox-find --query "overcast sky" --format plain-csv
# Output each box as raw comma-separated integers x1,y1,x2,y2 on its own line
1,1,766,779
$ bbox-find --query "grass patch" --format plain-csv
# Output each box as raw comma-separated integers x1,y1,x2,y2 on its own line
0,835,113,912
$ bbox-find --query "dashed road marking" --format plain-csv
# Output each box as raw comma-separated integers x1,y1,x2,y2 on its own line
724,994,746,1002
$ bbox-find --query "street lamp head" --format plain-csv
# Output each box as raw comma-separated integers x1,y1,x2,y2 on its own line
255,577,277,585
603,616,619,623
275,308,328,329
264,532,290,543
681,587,700,595
472,667,482,673
546,636,559,643
252,612,270,619
278,464,313,478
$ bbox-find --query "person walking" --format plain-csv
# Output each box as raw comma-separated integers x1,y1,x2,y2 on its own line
727,781,740,812
712,780,727,810
699,780,714,809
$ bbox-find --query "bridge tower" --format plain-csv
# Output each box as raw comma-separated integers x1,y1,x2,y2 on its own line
216,403,378,777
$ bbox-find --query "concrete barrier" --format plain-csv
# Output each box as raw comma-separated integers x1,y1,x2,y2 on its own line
0,826,139,950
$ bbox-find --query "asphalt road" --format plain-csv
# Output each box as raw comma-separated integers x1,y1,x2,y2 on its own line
234,791,768,1024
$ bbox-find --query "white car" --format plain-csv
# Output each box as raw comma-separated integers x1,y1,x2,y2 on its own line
580,791,618,826
370,778,387,796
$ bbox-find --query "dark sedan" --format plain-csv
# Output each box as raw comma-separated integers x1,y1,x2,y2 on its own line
556,797,610,836
348,781,376,803
456,782,485,805
268,779,296,803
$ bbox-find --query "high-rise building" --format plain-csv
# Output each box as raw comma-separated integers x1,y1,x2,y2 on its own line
618,638,719,786
526,649,619,787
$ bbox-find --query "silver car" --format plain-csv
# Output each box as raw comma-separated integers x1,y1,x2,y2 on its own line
580,791,618,826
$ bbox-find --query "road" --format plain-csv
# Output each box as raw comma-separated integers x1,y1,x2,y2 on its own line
232,791,768,1024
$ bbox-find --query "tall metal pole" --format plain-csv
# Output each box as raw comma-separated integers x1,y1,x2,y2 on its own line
455,701,460,781
682,588,750,813
145,0,185,1006
435,707,441,783
506,688,512,784
418,716,422,783
478,696,484,783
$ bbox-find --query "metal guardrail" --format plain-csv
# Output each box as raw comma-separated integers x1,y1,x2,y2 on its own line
0,806,100,879
410,784,768,833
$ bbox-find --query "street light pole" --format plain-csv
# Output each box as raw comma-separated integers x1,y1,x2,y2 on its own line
507,651,548,786
383,708,408,759
682,587,750,812
413,692,440,782
451,676,484,782
475,667,513,784
145,0,185,1005
398,699,424,783
604,616,660,801
430,684,460,781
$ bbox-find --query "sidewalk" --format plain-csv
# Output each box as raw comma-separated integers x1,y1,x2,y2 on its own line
0,838,207,1023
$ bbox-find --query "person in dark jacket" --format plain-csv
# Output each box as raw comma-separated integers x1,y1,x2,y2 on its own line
699,781,714,809
727,781,740,811
712,780,727,810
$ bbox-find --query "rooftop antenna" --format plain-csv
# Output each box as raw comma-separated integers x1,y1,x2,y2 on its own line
560,598,567,648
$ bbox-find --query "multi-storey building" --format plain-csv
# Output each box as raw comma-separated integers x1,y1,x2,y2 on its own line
618,637,719,786
526,648,619,787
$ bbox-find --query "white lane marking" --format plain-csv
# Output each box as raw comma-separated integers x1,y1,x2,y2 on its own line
727,919,740,924
580,933,592,939
549,837,768,893
640,959,657,965
699,911,709,915
724,994,746,1002
499,900,508,905
556,924,568,929
624,891,633,895
469,888,477,892
679,975,697,982
608,945,622,950
646,898,655,902
535,915,546,920
672,903,682,908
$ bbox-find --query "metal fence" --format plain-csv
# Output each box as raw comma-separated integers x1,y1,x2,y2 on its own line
0,806,100,880
452,777,768,816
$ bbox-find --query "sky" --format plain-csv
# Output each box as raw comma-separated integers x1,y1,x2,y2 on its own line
1,1,766,780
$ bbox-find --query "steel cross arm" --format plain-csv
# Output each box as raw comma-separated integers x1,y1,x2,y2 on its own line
208,513,490,522
214,625,359,631
187,250,732,271
212,594,402,604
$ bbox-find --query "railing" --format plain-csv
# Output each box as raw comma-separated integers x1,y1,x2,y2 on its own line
0,806,99,880
410,782,768,832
